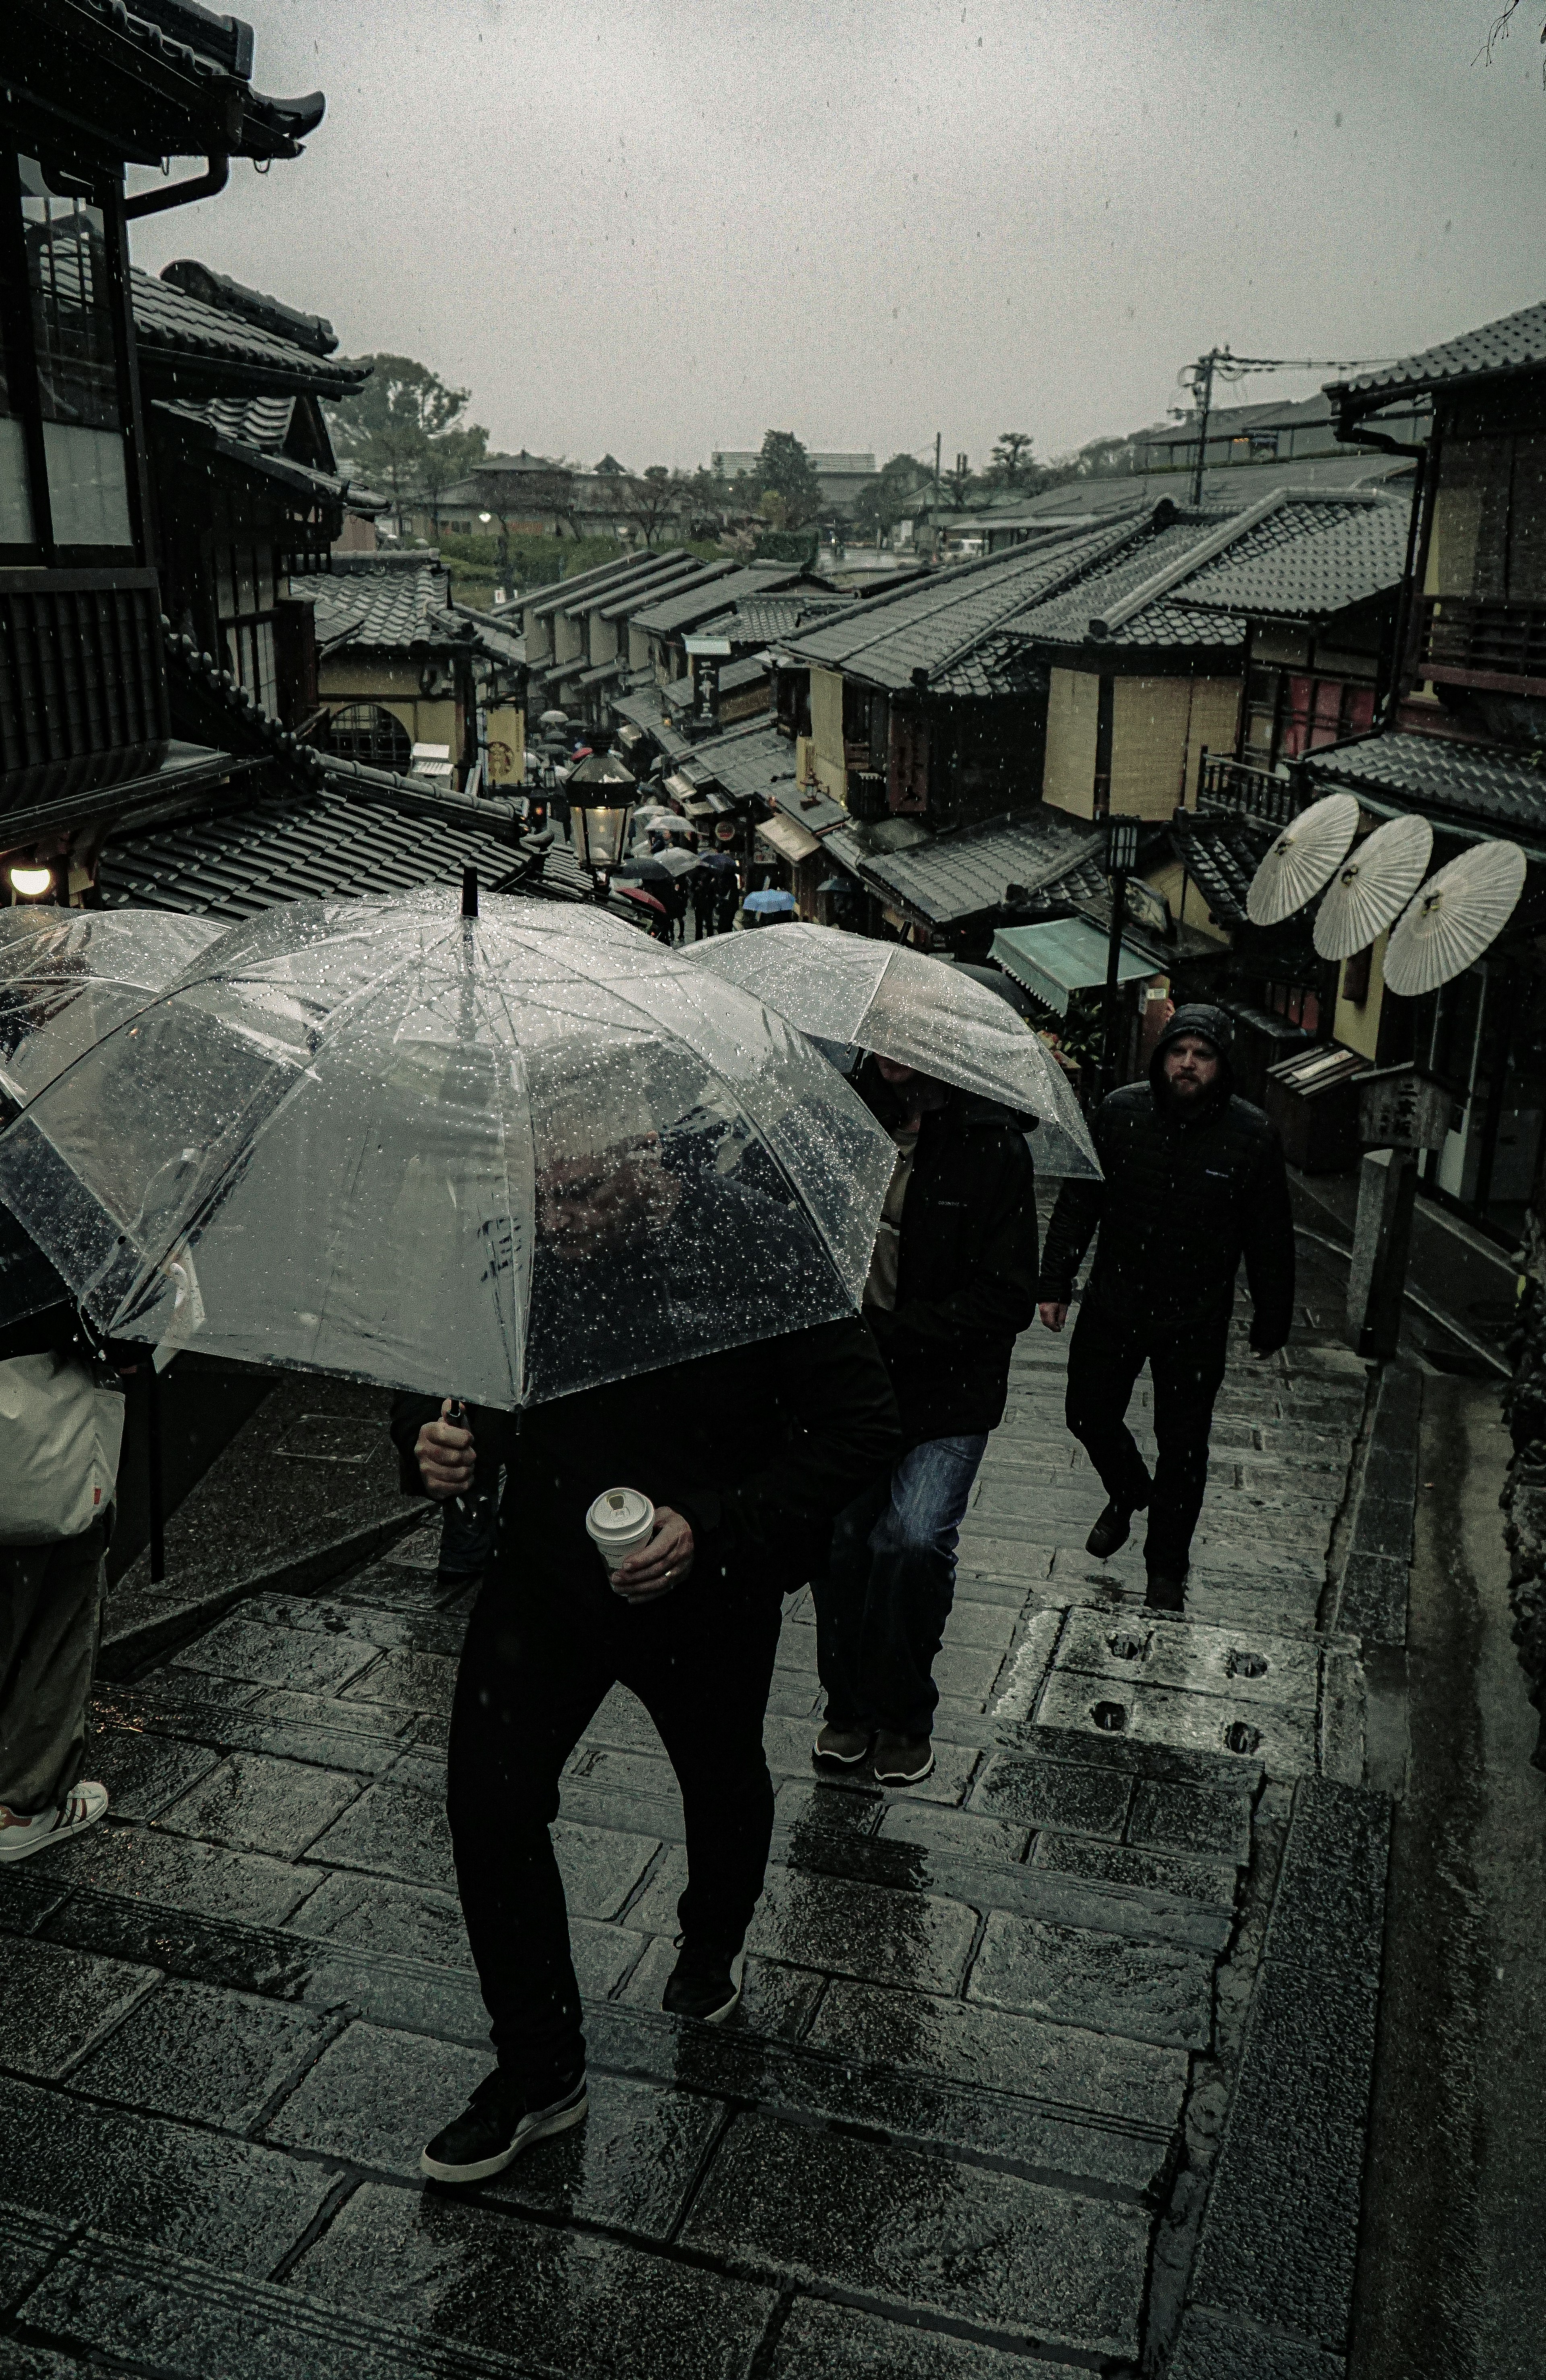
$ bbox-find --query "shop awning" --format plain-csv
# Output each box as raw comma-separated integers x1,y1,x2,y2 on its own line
990,918,1156,1017
759,811,823,864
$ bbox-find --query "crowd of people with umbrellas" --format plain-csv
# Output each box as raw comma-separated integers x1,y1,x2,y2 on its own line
0,870,1299,2187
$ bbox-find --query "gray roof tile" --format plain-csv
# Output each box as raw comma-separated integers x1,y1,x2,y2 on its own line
1301,728,1546,837
632,565,810,637
856,807,1101,925
783,528,1131,689
131,268,363,394
1334,298,1546,404
1175,495,1412,622
677,719,799,804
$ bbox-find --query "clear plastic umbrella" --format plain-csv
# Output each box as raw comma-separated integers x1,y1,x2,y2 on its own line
684,923,1101,1178
0,889,897,1410
0,906,227,1114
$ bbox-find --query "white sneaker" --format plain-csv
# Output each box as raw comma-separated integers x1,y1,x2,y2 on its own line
0,1782,108,1863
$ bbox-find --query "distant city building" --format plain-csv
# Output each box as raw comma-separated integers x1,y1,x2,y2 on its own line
711,449,878,518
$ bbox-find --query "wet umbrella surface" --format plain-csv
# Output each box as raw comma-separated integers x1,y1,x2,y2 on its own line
0,906,227,1115
686,922,1100,1176
0,890,897,1408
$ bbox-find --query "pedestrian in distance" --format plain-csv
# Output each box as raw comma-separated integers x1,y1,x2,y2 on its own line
1037,1003,1294,1614
811,1053,1038,1786
713,870,739,939
690,863,717,943
393,1146,899,2188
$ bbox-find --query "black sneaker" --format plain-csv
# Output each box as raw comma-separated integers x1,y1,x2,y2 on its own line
1086,1499,1133,1558
661,1938,746,2023
1145,1575,1187,1615
420,2066,587,2184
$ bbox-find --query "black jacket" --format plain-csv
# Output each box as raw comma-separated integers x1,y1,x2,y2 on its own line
389,1313,900,1604
1038,1003,1295,1353
856,1059,1039,1445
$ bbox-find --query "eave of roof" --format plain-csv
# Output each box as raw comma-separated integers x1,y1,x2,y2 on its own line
1329,297,1546,414
1300,727,1546,848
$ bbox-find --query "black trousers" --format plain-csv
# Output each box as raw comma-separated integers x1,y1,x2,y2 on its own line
1064,1303,1230,1580
446,1560,782,2099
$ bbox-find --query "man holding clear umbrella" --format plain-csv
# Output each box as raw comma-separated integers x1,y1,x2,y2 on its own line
394,1133,899,2187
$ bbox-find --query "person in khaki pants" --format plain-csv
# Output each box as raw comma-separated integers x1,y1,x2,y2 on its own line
0,1344,120,1863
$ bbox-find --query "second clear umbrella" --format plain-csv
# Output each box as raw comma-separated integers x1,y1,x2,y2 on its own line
0,905,227,1115
0,889,897,1409
685,923,1100,1177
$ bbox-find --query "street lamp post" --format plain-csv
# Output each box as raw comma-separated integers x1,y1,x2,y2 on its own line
567,743,637,905
1101,814,1142,1098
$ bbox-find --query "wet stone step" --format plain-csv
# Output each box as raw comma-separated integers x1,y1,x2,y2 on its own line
584,1998,1171,2194
0,2078,337,2279
266,2021,724,2241
768,2299,1089,2380
57,1822,315,1931
1035,1671,1318,1780
680,2111,1149,2361
1053,1610,1320,1709
172,1618,381,1697
156,1751,367,1862
967,1908,1215,2050
288,2179,777,2380
71,1974,333,2128
0,1932,160,2079
0,2200,74,2323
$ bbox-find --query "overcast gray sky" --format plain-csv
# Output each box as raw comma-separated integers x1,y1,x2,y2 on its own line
127,0,1546,474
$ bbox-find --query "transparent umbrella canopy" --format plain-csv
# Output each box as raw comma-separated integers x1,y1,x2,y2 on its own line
0,889,898,1409
0,906,227,1114
684,923,1101,1178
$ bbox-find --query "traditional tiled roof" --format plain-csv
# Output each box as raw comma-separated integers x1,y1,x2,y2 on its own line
525,554,692,622
175,393,298,451
854,807,1101,926
608,677,693,762
632,565,808,637
152,398,376,516
98,785,591,921
594,554,704,619
1174,495,1411,623
928,631,1049,700
1301,729,1546,840
1170,815,1271,927
719,653,771,695
1331,298,1546,407
725,594,850,645
17,0,324,165
1010,514,1243,653
561,553,690,618
130,267,366,396
783,525,1136,691
676,720,799,806
310,564,451,654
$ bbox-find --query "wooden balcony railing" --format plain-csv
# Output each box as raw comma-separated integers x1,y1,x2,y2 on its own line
1418,594,1546,697
0,568,169,820
1196,753,1304,827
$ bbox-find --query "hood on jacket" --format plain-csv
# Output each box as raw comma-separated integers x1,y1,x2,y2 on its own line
1149,1001,1237,1102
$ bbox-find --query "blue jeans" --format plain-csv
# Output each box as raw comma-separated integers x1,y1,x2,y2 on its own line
811,1434,988,1740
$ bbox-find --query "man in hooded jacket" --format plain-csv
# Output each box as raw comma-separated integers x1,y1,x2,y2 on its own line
1037,1004,1294,1611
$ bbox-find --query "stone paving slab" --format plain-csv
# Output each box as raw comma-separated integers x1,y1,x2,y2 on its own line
680,2112,1149,2358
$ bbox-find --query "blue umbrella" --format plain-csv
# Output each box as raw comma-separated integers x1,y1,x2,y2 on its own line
744,889,797,915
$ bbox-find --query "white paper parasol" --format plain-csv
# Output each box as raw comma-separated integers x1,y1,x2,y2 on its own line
1312,813,1434,962
1246,792,1361,926
1383,840,1527,997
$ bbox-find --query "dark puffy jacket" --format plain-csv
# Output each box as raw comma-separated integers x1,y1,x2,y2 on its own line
856,1058,1040,1445
1038,1003,1294,1352
389,1314,900,1603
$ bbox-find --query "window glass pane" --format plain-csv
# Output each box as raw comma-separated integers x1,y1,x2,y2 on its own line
19,157,132,548
0,416,34,543
41,420,130,546
255,619,277,715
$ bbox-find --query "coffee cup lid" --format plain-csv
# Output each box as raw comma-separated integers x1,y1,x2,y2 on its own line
585,1487,654,1546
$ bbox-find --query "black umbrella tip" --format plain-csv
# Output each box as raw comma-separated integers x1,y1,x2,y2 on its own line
461,865,479,919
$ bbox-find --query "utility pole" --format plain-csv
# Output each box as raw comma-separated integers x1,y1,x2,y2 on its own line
933,431,941,506
1190,347,1219,507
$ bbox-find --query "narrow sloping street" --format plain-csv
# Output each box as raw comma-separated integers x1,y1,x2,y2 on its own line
0,1237,1397,2377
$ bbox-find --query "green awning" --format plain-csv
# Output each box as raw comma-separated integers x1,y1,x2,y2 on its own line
990,919,1156,1017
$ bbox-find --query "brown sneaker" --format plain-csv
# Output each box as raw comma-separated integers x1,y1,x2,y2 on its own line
872,1732,935,1785
813,1720,872,1768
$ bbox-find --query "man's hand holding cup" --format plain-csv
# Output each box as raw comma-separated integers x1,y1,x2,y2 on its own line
415,1399,475,1502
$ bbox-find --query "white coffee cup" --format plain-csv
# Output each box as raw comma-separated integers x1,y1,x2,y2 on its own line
585,1486,660,1597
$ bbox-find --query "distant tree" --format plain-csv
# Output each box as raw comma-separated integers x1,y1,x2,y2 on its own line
326,354,476,531
520,461,584,537
618,464,682,548
418,424,490,533
676,464,736,536
851,452,930,546
986,430,1040,494
755,430,823,530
